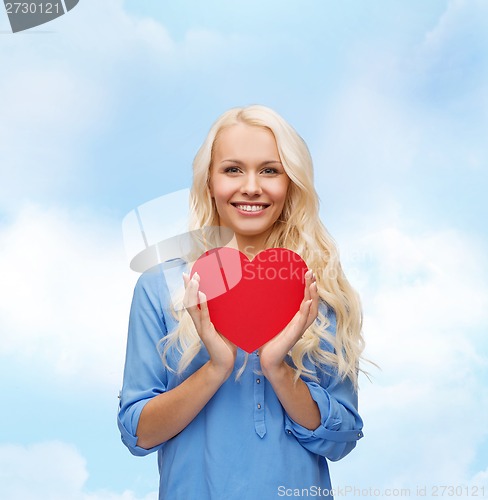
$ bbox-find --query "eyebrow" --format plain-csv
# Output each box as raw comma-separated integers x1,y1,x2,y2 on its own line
220,159,283,166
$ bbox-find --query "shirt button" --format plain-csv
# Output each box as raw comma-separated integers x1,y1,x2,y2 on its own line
256,378,261,384
287,430,292,435
257,404,261,409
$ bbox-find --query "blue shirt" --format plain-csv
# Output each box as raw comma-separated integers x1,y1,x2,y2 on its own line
117,263,364,500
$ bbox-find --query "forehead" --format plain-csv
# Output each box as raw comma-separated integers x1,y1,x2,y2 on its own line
213,123,280,160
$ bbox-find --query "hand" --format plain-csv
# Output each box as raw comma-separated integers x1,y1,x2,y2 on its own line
183,272,237,379
259,270,319,378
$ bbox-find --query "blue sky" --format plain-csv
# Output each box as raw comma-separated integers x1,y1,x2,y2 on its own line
0,1,487,498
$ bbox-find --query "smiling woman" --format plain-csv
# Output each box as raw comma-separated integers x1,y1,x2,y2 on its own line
118,105,366,500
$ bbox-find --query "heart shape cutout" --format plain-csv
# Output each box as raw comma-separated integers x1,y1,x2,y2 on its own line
190,247,308,352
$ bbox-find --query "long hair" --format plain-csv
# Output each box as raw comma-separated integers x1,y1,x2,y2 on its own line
161,105,365,388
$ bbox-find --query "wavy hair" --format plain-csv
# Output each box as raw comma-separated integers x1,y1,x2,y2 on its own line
161,105,365,389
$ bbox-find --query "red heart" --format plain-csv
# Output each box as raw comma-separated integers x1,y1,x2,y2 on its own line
190,247,308,352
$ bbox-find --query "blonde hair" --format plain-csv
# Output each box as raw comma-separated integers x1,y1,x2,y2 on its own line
161,105,365,389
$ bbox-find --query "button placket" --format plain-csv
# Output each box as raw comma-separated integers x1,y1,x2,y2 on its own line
253,351,266,438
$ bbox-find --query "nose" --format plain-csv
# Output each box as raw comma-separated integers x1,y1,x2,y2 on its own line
240,173,262,196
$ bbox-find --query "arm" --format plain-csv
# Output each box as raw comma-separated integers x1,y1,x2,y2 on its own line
262,362,321,430
260,272,364,461
283,362,364,462
118,268,236,454
117,268,170,456
136,361,228,449
259,270,321,429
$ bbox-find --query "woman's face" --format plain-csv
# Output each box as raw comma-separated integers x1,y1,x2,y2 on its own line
209,123,290,252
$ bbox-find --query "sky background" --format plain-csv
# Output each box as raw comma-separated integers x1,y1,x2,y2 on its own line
0,0,487,498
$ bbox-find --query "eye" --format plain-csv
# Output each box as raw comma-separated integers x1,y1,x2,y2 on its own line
223,166,241,174
261,167,280,175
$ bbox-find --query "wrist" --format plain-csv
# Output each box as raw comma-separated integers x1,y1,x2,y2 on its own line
261,360,290,383
206,360,233,384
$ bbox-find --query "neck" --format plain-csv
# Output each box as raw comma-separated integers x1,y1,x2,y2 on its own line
231,233,271,260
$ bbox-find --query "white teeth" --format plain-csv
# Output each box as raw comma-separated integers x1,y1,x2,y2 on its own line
235,204,266,212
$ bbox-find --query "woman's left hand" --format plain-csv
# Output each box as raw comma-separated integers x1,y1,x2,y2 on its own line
259,269,319,377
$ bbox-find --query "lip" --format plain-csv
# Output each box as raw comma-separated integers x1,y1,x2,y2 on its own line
231,202,270,216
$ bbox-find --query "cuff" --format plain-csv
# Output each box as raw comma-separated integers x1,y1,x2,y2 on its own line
117,398,163,457
284,381,364,443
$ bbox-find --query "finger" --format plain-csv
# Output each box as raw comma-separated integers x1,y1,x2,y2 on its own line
295,298,313,332
301,298,313,314
307,282,319,325
183,274,196,305
302,283,319,329
183,274,201,311
283,299,312,346
184,303,201,331
182,272,190,287
303,269,313,301
198,291,211,326
310,281,319,303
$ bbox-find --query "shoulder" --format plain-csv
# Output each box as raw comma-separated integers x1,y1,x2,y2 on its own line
132,265,164,306
132,259,187,312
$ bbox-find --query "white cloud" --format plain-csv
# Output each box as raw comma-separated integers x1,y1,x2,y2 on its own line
0,69,106,205
53,0,175,57
314,0,488,481
0,0,252,211
315,0,488,218
0,0,166,208
0,203,137,387
0,441,157,500
416,0,488,127
1,1,486,496
470,467,488,489
330,223,488,493
423,0,488,55
48,0,252,73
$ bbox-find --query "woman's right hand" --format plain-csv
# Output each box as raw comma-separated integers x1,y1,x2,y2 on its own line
183,272,237,379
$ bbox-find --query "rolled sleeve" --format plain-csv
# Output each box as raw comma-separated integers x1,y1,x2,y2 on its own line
117,266,171,457
118,398,160,456
284,377,363,461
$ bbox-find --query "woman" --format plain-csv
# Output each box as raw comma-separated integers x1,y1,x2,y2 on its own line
118,105,365,499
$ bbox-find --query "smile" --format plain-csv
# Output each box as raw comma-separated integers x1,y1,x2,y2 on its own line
232,203,270,213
